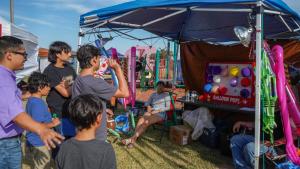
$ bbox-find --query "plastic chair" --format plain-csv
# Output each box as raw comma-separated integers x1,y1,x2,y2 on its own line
152,92,177,143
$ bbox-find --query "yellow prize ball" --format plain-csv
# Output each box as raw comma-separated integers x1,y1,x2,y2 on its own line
230,66,239,77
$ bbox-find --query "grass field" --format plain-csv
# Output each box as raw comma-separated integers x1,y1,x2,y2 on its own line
22,127,233,169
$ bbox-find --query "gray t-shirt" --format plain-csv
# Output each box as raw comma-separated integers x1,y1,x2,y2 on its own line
56,138,116,169
145,92,171,112
72,75,117,141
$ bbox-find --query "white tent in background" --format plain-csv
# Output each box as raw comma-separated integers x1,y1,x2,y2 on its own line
0,16,39,82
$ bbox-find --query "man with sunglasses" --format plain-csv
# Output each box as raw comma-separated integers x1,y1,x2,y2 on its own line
0,36,64,168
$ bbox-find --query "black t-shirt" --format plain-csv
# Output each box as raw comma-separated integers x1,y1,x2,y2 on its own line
43,63,76,117
55,138,116,169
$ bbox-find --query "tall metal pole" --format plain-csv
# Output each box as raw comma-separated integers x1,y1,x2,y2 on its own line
254,1,263,168
173,42,178,85
77,28,83,74
166,41,170,79
10,0,14,24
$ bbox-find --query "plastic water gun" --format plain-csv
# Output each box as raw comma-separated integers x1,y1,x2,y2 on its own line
261,50,277,143
95,39,119,87
96,57,109,77
52,113,58,119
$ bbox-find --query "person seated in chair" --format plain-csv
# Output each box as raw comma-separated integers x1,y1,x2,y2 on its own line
122,81,173,148
230,121,278,169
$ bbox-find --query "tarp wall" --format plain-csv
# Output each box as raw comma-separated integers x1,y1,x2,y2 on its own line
181,40,300,93
0,17,39,82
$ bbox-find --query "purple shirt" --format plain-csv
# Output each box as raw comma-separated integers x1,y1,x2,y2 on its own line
0,65,24,139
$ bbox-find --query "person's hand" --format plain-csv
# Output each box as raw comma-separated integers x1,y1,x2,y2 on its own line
38,124,65,150
59,80,67,88
21,91,31,100
108,59,120,70
106,109,114,118
51,118,61,127
233,121,242,133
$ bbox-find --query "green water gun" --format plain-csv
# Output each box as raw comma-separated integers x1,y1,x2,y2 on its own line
261,50,277,143
52,113,58,118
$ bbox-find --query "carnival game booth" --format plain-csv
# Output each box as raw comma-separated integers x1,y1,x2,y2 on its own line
79,0,300,168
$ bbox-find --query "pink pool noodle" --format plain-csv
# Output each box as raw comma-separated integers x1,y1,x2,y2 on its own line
273,45,300,164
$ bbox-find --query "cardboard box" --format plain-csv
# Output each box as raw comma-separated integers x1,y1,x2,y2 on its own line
169,125,192,145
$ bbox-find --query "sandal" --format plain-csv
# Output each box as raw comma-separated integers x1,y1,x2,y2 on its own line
121,138,133,146
127,143,134,149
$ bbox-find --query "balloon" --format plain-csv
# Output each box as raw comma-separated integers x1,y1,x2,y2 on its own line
204,83,212,93
230,77,238,87
211,85,219,94
207,66,213,74
221,65,228,76
234,26,253,47
218,86,228,95
212,66,222,75
97,58,108,76
213,75,221,84
230,66,240,77
242,67,251,77
199,95,207,102
241,77,251,87
240,89,250,98
207,75,213,83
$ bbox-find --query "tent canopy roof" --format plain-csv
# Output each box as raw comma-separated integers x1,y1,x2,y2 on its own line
80,0,300,42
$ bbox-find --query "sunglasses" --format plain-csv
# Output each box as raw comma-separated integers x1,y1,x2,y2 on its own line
12,51,28,59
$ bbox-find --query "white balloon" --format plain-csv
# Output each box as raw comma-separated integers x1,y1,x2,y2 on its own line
213,75,221,83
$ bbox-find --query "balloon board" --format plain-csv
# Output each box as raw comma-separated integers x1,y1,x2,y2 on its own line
203,62,255,107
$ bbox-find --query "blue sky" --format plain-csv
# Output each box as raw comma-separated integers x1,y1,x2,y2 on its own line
0,0,299,53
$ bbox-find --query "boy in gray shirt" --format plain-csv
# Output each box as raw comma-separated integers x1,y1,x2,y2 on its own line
72,44,129,141
56,94,116,169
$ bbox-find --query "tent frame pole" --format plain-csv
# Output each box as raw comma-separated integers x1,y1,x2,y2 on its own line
77,28,83,74
192,7,252,12
254,1,263,169
142,8,188,27
279,15,293,32
92,10,138,29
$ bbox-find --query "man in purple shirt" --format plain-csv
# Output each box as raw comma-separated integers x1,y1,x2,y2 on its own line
0,36,64,168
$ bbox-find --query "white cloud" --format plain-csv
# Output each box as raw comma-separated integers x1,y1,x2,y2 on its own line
0,9,53,27
15,15,54,27
29,0,132,14
18,23,27,28
64,4,91,14
31,1,91,14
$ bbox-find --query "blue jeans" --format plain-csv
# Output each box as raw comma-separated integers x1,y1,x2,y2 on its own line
0,137,22,169
230,134,269,169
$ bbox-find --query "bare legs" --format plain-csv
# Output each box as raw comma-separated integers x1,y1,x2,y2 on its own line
123,111,163,145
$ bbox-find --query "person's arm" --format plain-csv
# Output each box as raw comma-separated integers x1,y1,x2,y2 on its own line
44,67,71,98
45,118,61,128
13,112,64,149
55,81,71,98
147,106,153,112
108,59,129,98
145,94,154,112
21,91,31,100
106,108,114,118
233,121,254,133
